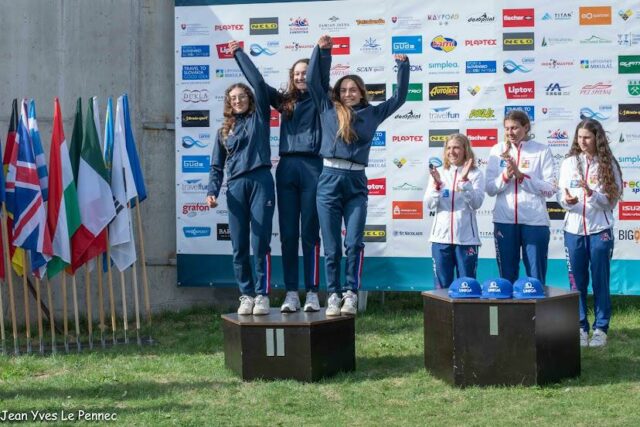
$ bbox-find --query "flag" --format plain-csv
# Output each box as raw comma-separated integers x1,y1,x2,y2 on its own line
122,94,146,204
28,100,49,202
3,99,25,276
0,136,5,280
68,98,83,183
12,100,52,277
47,98,81,279
92,96,104,149
69,100,116,272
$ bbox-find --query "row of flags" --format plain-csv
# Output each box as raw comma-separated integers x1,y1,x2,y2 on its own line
1,95,147,282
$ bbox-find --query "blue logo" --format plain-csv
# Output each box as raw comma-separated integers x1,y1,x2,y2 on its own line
182,65,209,80
500,159,508,167
249,43,277,56
466,60,497,74
392,36,423,54
442,189,450,198
182,136,209,149
372,131,386,146
580,107,610,121
428,157,443,168
181,45,210,57
182,155,210,173
505,105,535,121
183,227,211,238
503,60,532,73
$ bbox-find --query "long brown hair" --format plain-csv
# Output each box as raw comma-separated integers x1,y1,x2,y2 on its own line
221,83,255,141
331,74,369,144
280,58,309,119
567,119,622,203
502,110,531,157
444,133,476,170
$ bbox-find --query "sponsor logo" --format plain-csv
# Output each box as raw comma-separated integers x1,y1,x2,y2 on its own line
428,61,460,75
331,37,350,55
617,32,640,47
541,106,573,120
623,180,640,194
467,108,496,121
465,39,497,46
361,37,383,54
503,58,534,73
181,135,209,149
392,182,424,191
249,17,279,35
620,202,640,220
182,202,210,217
214,68,242,78
330,63,350,77
504,105,535,121
540,36,574,47
357,65,385,73
183,227,211,238
179,23,210,37
619,104,640,122
616,132,640,143
363,225,386,242
214,24,243,31
427,13,460,26
394,109,422,120
429,157,444,168
283,42,314,52
392,36,423,54
288,17,309,34
503,32,535,50
618,229,640,243
394,64,423,72
467,128,498,147
619,55,640,73
182,65,209,81
540,59,575,69
504,81,535,99
367,158,386,168
619,9,636,22
580,82,613,95
216,42,244,59
181,45,210,57
546,129,570,146
546,201,566,220
356,18,386,26
180,178,208,194
366,83,387,101
580,105,612,120
580,58,614,70
392,201,423,219
580,35,613,45
540,11,574,21
545,83,571,96
390,16,423,29
618,154,640,168
181,155,210,173
466,60,497,73
367,178,386,195
429,107,460,122
503,8,535,27
629,80,640,96
431,35,457,52
429,129,458,147
270,109,280,127
392,135,423,143
216,224,231,241
393,83,423,101
579,6,612,25
393,229,424,237
429,82,460,100
182,89,209,103
466,12,496,24
372,131,386,147
181,110,210,128
249,41,279,56
318,16,351,33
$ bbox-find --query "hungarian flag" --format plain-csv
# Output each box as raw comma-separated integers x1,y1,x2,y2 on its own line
12,100,52,276
69,100,116,272
122,94,146,204
47,98,81,278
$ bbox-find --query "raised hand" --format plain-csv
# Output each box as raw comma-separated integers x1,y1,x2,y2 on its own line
460,158,474,181
228,40,242,55
318,35,333,49
394,54,408,62
579,179,593,197
564,188,578,205
429,165,442,188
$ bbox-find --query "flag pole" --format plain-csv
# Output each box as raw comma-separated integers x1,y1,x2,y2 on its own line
97,256,106,348
119,270,129,344
106,243,117,344
131,263,141,346
62,273,69,352
71,274,81,352
35,276,44,354
22,261,32,354
45,278,56,354
2,209,19,355
84,265,93,350
0,274,5,355
134,201,152,330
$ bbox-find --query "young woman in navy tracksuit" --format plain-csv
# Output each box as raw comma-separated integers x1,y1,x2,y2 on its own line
307,35,409,316
425,134,485,288
206,41,275,316
558,119,622,347
485,110,557,284
232,44,330,313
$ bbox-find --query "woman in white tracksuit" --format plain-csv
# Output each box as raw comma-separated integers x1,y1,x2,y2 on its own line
558,118,622,347
485,110,557,284
425,134,484,288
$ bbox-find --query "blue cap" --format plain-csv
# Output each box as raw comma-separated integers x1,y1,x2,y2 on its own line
481,278,513,299
448,277,481,298
513,277,546,299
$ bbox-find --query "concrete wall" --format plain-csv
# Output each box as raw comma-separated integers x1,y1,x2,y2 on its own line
0,0,237,324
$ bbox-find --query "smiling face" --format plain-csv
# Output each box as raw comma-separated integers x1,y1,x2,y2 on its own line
577,128,597,157
292,62,308,91
504,119,529,146
228,87,250,114
446,138,466,167
339,78,364,107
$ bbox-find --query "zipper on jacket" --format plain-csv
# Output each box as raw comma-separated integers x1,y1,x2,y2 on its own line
582,159,590,236
514,144,522,224
450,168,457,244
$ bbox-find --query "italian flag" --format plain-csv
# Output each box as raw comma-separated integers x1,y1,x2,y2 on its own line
47,98,81,278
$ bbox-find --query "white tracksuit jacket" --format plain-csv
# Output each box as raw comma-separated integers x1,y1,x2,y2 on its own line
424,166,484,245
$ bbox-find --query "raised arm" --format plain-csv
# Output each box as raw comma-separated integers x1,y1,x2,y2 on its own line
461,168,485,210
307,36,333,113
230,41,271,120
372,55,409,122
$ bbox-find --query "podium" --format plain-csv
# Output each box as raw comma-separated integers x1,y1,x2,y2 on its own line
422,287,580,387
221,309,355,382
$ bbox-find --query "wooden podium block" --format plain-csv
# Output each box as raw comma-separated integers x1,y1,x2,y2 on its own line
422,287,581,387
221,309,355,382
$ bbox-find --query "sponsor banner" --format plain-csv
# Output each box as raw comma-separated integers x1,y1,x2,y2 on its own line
366,83,387,101
431,35,457,52
392,36,423,54
503,8,535,27
270,109,280,127
364,225,387,242
619,104,640,122
579,6,612,25
503,32,535,50
180,178,208,194
620,202,640,220
216,42,244,59
182,89,209,103
181,110,210,127
392,201,423,219
181,45,210,57
504,81,535,99
392,134,424,143
368,178,386,195
466,60,497,73
429,106,460,123
467,128,498,147
182,65,209,80
181,155,210,173
394,83,423,101
547,202,566,220
429,82,460,100
504,105,535,121
331,36,351,55
216,224,231,241
619,55,640,73
372,131,386,147
183,227,211,238
429,129,458,147
249,17,279,35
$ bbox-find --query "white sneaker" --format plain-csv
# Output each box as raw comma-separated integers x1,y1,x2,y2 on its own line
341,290,358,315
326,293,341,316
303,292,320,312
579,329,589,347
589,329,607,347
280,292,301,313
237,295,254,315
253,295,270,315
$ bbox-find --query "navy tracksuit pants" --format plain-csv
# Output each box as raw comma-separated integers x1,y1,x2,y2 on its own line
431,243,478,289
226,167,275,296
275,155,322,292
564,229,614,333
494,223,550,284
316,167,367,295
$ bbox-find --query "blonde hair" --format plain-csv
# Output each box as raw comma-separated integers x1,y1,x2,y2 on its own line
444,133,476,170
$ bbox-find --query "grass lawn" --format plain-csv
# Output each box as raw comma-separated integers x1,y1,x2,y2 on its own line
1,293,639,426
